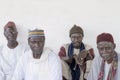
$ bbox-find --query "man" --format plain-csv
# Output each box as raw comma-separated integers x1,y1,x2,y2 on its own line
59,25,94,80
87,33,120,80
0,21,29,80
12,29,62,80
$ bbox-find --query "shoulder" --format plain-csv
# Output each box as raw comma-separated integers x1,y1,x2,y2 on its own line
44,47,59,58
117,53,120,61
0,44,6,50
19,50,31,61
17,43,30,52
18,43,29,49
0,45,4,52
84,43,93,50
61,43,70,49
59,43,70,52
0,44,6,56
92,55,102,65
48,50,61,62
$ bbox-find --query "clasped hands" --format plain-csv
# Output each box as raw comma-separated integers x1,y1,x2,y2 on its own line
73,50,88,65
61,50,88,66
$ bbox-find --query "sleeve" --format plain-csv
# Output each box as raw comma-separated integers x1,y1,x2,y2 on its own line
0,47,5,80
49,52,62,80
87,56,100,80
86,48,95,60
21,44,30,53
0,60,4,80
58,46,66,57
11,56,25,80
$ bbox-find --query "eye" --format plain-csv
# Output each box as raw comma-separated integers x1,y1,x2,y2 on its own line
30,41,36,44
98,47,104,51
12,31,17,34
105,47,112,50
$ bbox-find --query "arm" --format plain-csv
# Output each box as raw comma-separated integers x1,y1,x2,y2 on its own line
86,48,94,60
49,52,62,80
0,64,4,80
0,51,5,80
76,48,94,66
74,49,94,71
59,46,74,64
11,56,25,80
87,56,100,80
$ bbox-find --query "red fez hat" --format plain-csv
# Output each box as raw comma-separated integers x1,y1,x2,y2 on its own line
97,33,114,44
4,21,16,30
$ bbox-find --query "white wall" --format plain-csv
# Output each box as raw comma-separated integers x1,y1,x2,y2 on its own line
0,0,120,55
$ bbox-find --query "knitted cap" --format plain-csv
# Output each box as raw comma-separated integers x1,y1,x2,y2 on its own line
69,25,84,37
4,21,16,30
28,29,45,38
97,33,114,44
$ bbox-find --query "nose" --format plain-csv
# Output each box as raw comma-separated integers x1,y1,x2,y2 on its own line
34,43,40,47
8,32,14,36
101,48,108,54
34,41,43,47
74,37,80,42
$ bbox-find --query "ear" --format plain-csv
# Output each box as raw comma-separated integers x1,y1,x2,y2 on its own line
113,43,116,49
4,30,7,38
4,31,5,36
28,38,30,45
16,32,18,35
70,36,73,42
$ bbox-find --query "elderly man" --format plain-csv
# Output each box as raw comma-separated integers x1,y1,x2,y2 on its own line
0,21,29,80
59,25,94,80
12,29,62,80
87,33,120,80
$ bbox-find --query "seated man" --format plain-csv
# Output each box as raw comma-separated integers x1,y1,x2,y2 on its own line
59,25,94,80
0,21,29,80
12,29,62,80
87,33,120,80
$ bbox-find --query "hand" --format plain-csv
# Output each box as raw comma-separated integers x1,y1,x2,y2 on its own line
61,56,74,64
73,54,79,64
79,50,88,58
77,50,88,65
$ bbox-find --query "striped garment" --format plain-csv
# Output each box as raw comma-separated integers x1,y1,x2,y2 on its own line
98,53,118,80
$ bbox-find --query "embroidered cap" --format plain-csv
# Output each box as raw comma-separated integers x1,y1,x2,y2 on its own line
97,33,114,44
69,25,84,37
28,29,45,37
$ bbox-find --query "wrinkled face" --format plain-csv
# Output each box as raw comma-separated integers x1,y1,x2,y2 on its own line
97,41,115,61
70,33,83,48
28,36,45,54
4,27,18,41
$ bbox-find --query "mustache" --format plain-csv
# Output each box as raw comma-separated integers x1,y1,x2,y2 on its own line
101,54,110,57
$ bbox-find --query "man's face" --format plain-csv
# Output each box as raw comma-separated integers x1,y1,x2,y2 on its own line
97,41,115,61
70,33,83,48
28,36,45,54
4,27,18,41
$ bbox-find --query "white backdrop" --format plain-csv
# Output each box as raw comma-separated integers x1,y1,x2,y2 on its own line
0,0,120,55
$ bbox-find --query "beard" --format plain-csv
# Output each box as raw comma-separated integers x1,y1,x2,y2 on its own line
101,53,112,61
73,42,81,49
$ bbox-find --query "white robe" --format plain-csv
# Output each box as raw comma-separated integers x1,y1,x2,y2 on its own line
0,44,29,80
87,53,120,80
11,47,62,80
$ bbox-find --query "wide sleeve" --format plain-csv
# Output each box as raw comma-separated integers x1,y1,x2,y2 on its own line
49,52,62,80
0,60,4,80
87,56,101,80
86,48,94,60
11,55,26,80
84,44,95,61
58,46,66,57
0,46,5,80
